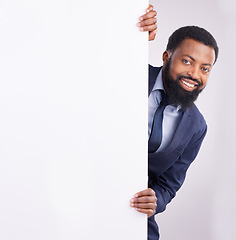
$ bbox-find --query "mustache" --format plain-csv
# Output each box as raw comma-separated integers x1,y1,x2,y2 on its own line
177,75,202,86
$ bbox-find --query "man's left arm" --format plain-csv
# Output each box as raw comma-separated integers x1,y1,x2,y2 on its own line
131,125,207,217
149,125,208,215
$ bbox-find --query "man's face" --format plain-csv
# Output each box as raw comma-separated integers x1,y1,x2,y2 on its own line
162,38,215,109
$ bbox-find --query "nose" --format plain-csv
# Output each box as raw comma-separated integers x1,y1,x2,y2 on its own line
187,66,200,80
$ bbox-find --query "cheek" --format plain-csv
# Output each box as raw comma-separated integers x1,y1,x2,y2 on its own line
169,62,186,79
201,78,208,88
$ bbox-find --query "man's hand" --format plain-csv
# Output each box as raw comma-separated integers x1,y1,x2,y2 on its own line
137,4,157,41
130,188,157,217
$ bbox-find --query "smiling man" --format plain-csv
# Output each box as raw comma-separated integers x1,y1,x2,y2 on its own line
130,6,219,240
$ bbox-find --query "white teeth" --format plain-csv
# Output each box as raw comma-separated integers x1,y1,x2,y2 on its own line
182,80,195,88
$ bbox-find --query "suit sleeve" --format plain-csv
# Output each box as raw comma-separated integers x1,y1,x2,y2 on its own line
149,125,207,214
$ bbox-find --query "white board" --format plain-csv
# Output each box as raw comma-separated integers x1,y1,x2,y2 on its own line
0,1,148,239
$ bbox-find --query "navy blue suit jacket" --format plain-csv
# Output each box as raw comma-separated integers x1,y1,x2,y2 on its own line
148,65,207,239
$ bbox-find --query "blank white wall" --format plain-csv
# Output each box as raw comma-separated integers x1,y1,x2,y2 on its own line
149,0,236,239
0,1,148,239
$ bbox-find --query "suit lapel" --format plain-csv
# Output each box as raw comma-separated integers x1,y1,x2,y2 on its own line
148,65,197,176
148,109,192,178
165,109,192,153
148,64,193,153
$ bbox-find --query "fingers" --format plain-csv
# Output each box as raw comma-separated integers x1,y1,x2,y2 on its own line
130,201,157,212
130,188,157,217
137,4,158,41
137,18,157,31
146,4,154,13
136,208,156,217
131,202,156,209
149,29,158,41
131,195,157,203
135,188,156,197
130,199,157,217
139,10,157,22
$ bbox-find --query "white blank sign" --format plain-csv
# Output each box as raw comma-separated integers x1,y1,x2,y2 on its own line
0,0,148,239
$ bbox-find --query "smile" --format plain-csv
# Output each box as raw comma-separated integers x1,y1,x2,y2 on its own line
180,78,199,91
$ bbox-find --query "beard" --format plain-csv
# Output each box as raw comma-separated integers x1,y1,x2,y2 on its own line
164,57,204,110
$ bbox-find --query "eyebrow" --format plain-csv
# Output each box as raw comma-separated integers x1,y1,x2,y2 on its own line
183,55,212,66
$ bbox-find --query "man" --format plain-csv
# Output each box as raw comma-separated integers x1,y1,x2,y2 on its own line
130,5,219,239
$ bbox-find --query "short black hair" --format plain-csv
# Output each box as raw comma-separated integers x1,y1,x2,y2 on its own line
166,26,219,63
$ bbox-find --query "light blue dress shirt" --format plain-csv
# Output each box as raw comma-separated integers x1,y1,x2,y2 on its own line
148,69,182,152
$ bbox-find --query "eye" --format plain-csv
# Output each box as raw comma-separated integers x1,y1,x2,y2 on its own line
201,67,210,74
182,59,191,65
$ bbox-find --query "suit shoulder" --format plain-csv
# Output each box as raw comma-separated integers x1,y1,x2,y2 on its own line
148,65,162,94
149,64,161,73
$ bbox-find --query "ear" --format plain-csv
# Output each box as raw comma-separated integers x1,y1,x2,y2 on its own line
162,50,170,65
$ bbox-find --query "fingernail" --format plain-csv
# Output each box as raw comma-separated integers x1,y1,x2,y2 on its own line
139,28,144,32
136,23,141,27
130,203,134,207
147,7,153,13
131,198,134,202
134,194,138,198
139,17,143,20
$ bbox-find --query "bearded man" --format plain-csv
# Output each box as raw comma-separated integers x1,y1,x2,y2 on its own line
131,5,219,240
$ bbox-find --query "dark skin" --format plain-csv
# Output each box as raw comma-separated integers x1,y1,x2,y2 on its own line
137,4,158,41
162,39,215,93
131,7,215,218
130,188,157,217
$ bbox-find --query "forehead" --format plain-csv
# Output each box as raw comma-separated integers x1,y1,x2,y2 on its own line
172,38,215,65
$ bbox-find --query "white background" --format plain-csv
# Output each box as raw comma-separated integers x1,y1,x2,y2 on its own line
0,1,148,239
1,1,235,239
149,0,236,239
